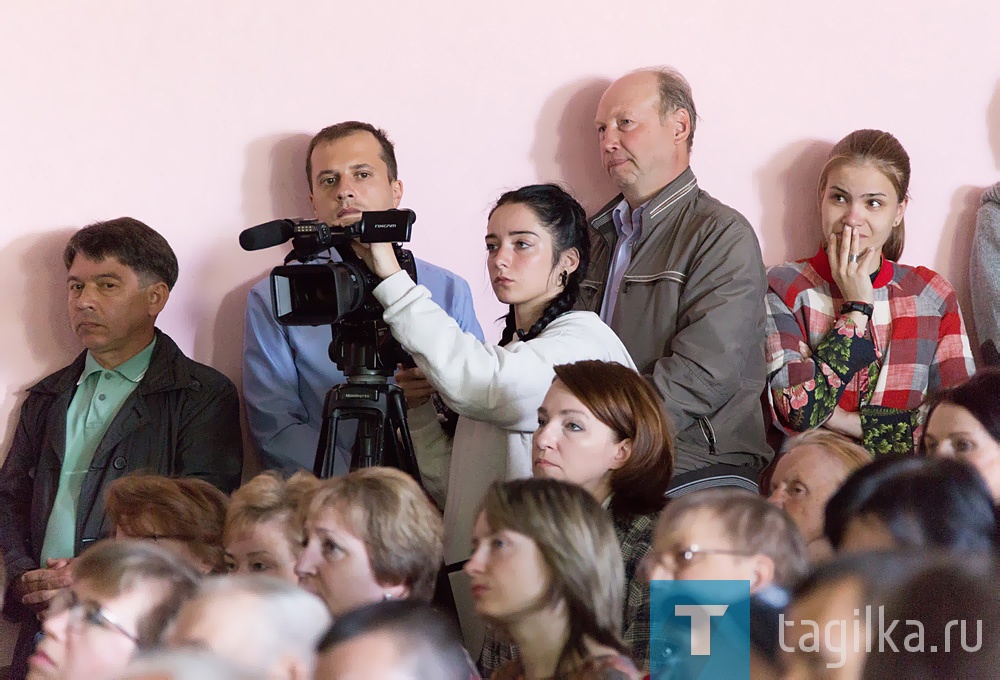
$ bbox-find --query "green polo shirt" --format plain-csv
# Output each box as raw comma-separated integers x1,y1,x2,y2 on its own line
40,339,156,563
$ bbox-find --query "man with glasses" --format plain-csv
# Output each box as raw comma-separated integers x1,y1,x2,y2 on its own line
644,488,809,590
27,540,200,680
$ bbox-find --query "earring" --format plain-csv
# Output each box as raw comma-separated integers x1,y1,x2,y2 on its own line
559,271,568,287
383,592,393,601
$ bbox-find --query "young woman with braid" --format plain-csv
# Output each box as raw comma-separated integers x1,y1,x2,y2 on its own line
353,184,634,648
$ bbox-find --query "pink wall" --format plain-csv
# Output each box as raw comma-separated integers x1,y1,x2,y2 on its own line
1,1,998,465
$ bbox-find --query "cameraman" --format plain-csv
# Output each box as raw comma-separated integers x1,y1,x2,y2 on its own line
243,121,483,474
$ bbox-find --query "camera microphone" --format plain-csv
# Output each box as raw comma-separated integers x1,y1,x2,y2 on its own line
239,219,296,251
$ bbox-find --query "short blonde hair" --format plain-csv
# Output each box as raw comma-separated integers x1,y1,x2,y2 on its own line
105,474,229,573
225,471,319,553
782,430,872,476
304,468,443,601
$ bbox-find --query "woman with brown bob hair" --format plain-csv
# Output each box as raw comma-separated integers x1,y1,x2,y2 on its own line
294,467,443,617
105,474,228,574
766,129,974,456
480,360,673,674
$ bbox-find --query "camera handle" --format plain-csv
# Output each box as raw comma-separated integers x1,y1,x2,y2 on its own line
313,375,422,483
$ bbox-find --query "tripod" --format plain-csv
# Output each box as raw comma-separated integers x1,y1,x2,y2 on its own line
312,320,422,484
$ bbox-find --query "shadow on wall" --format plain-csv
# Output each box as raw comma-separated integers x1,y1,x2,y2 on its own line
242,133,316,223
755,140,833,267
936,80,1000,366
940,186,983,358
197,133,313,477
989,78,1000,171
530,77,617,215
0,230,79,461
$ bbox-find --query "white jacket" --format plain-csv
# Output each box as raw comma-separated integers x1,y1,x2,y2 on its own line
374,271,636,563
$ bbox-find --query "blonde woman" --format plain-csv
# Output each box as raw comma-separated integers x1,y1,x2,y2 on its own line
294,467,443,617
465,478,641,680
223,471,319,582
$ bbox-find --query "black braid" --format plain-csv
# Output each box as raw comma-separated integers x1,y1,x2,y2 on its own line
492,183,591,347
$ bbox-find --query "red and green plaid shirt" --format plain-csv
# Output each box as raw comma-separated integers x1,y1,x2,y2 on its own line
765,250,974,454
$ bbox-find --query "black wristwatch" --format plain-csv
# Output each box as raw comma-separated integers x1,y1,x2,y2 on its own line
841,301,874,318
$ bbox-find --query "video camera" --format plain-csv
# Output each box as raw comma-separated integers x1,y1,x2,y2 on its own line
240,208,424,480
239,209,418,377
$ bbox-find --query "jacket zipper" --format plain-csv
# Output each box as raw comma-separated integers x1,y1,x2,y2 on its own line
697,416,718,455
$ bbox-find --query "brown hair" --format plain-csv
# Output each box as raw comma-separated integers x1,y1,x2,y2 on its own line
73,539,201,648
105,474,229,573
817,129,911,261
479,478,628,675
552,360,674,516
304,467,442,601
305,121,398,190
657,488,809,587
224,471,319,555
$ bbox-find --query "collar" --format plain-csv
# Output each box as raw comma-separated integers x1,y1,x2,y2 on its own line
592,166,699,236
77,337,157,385
643,166,698,222
807,248,895,290
611,199,645,240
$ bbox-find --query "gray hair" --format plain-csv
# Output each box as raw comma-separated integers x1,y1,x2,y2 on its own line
632,66,698,151
113,648,266,680
187,575,331,675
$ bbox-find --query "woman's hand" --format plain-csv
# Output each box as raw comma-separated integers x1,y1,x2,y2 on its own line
395,365,435,409
822,406,863,440
826,226,876,304
350,241,402,280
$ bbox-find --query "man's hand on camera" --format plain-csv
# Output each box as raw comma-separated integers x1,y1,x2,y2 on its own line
351,241,402,280
395,365,435,408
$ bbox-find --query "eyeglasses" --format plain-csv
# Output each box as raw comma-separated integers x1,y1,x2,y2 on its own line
49,589,140,644
642,544,756,579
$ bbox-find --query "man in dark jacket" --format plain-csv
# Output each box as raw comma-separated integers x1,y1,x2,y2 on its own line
0,217,242,677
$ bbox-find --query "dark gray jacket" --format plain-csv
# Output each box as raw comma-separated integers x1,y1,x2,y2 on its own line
578,168,771,472
0,329,242,675
971,182,1000,366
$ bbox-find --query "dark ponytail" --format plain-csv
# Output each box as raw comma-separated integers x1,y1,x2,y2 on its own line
493,184,591,347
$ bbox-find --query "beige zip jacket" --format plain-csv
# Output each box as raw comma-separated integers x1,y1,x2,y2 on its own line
578,167,772,472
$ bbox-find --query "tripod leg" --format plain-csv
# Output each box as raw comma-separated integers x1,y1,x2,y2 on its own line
314,394,342,479
387,386,423,487
314,387,360,479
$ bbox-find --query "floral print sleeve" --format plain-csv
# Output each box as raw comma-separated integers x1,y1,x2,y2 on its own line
766,294,879,432
860,405,921,455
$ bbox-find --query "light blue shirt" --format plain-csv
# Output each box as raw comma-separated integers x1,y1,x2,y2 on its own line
40,339,156,562
243,254,484,474
600,199,645,324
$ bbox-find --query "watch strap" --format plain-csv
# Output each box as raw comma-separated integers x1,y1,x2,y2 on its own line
841,301,874,318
